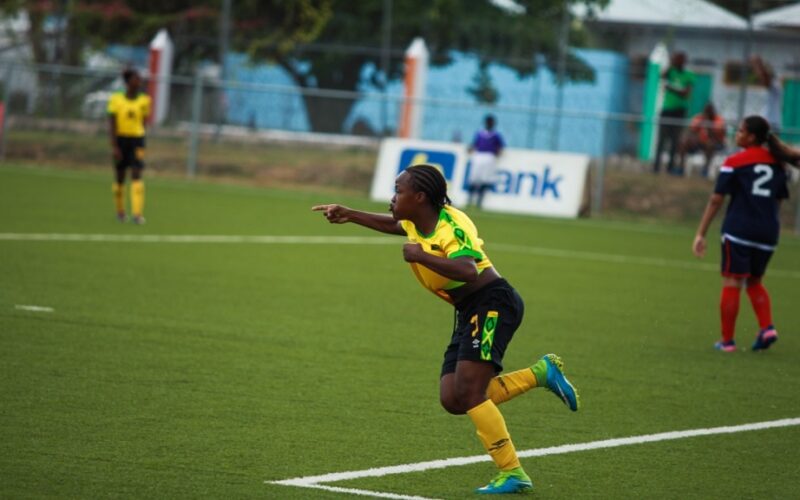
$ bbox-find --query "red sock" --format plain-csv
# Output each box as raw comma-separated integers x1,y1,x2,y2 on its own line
746,283,773,330
720,286,741,342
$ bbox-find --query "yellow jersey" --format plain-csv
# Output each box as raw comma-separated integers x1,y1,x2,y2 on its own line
107,91,151,138
400,205,493,303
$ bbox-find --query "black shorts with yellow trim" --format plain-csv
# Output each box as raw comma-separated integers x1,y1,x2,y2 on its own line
720,233,775,278
441,278,524,376
115,136,146,170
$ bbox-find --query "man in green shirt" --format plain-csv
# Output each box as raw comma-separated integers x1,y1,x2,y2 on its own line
654,52,694,175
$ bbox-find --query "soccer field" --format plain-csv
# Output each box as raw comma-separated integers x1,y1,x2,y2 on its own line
1,164,799,499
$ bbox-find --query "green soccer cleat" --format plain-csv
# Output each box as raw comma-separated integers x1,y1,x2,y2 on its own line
532,353,580,411
475,467,533,494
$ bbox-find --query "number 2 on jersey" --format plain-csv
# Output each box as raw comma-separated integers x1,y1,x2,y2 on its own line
752,164,773,197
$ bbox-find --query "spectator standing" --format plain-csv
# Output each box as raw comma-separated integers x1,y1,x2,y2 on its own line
752,55,782,132
654,52,694,175
467,114,505,209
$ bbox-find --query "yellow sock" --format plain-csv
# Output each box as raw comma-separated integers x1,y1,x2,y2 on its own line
112,182,125,214
130,180,145,217
467,399,521,471
486,368,538,405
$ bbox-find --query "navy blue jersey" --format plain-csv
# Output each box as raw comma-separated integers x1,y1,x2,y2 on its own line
714,147,789,247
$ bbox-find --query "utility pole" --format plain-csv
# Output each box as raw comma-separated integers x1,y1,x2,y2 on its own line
216,0,232,137
219,0,231,80
736,0,753,124
550,3,569,151
380,0,393,136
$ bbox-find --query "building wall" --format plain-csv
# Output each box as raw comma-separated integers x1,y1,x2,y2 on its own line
622,28,800,125
224,48,631,157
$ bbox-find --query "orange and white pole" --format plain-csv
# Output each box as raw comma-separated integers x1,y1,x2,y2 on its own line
147,29,174,126
398,38,428,138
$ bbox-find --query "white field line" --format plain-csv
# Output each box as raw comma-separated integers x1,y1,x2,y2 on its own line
3,233,800,279
281,483,438,500
14,304,54,313
0,233,399,245
269,417,800,500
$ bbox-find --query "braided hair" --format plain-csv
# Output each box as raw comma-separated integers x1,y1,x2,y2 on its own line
405,164,452,211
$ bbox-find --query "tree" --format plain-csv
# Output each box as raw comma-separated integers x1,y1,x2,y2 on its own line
237,0,608,133
0,1,328,75
0,0,327,118
0,0,607,132
467,62,499,105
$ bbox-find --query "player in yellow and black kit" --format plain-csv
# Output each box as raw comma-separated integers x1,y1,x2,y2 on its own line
313,164,580,495
108,68,150,224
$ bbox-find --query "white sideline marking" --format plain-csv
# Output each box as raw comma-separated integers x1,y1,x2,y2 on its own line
284,483,437,500
2,233,800,279
0,233,398,245
14,304,54,313
269,417,800,499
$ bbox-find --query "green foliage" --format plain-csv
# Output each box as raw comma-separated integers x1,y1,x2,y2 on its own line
240,0,608,130
238,0,610,88
0,1,331,73
467,61,499,104
0,1,608,130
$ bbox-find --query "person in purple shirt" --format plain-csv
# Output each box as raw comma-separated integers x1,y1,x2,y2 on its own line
467,114,505,209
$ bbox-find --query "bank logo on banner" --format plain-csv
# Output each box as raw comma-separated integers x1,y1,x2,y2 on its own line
463,161,563,200
473,149,588,217
370,139,467,205
397,149,457,181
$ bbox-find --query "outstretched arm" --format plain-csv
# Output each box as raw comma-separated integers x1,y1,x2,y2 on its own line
312,204,405,235
693,193,724,257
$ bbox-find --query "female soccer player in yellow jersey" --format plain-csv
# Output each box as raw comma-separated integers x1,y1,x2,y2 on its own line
313,164,579,494
107,68,150,224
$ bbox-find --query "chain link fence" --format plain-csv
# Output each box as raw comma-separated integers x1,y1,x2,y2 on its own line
1,61,799,228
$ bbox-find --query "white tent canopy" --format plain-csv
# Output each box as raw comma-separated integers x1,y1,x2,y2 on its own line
753,2,800,30
573,0,748,30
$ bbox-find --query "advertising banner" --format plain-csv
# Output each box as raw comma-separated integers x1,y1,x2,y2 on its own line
371,138,589,218
370,138,469,207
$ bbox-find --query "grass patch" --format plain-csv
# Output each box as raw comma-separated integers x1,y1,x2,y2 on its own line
1,164,799,498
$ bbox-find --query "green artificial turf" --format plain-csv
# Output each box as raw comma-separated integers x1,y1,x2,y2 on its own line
1,164,798,499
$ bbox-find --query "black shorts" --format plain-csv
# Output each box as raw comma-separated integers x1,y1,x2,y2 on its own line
720,235,775,278
441,278,524,376
115,136,146,170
